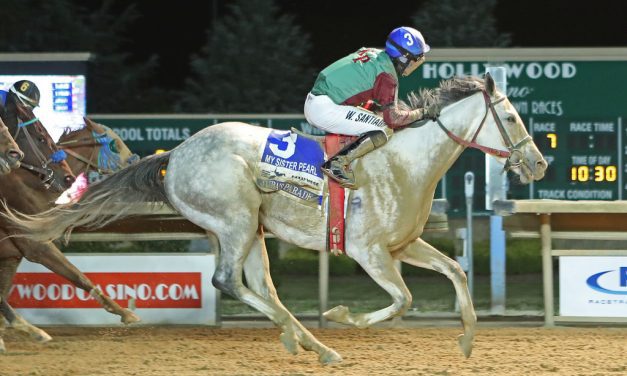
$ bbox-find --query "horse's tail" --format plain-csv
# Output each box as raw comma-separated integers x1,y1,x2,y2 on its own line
1,152,171,243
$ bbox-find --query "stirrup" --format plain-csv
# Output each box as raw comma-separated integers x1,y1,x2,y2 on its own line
321,161,357,189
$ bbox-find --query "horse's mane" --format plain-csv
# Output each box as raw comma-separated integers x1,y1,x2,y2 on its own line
399,76,486,112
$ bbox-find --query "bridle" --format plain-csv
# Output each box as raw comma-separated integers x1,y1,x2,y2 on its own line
13,113,68,191
57,128,138,183
435,90,532,172
57,132,112,175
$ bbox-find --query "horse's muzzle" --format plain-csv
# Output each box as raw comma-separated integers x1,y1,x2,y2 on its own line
6,149,24,168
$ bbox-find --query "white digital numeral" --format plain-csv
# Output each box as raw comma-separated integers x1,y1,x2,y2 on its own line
269,134,297,159
404,32,414,46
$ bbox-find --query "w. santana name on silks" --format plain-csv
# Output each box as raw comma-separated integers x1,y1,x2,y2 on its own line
263,155,320,176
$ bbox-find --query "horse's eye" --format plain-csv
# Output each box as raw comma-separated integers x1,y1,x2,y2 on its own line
507,116,516,123
109,139,119,153
38,137,46,143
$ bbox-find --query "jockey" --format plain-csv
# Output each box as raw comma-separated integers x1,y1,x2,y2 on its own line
305,26,437,189
0,80,41,129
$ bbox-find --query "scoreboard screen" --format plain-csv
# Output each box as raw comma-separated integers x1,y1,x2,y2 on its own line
530,117,622,200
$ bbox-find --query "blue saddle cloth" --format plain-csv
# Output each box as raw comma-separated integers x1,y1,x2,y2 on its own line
256,130,325,206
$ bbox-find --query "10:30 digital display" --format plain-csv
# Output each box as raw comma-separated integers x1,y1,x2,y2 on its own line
570,165,617,182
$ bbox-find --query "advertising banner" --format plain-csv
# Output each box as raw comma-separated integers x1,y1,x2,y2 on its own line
559,256,627,317
8,254,218,325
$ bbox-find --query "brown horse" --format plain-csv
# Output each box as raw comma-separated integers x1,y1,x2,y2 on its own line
0,113,139,352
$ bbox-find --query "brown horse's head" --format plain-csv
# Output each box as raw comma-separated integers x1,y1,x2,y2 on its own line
12,103,75,192
57,117,139,179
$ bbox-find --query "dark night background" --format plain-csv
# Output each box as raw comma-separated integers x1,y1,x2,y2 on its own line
3,0,626,113
120,0,627,88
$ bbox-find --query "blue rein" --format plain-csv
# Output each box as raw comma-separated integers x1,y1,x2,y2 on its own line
18,117,39,127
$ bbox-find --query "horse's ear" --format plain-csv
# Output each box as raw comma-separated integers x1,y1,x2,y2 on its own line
485,73,496,95
84,117,103,133
83,117,93,130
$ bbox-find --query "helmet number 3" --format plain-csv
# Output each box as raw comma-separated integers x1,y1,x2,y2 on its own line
404,33,414,46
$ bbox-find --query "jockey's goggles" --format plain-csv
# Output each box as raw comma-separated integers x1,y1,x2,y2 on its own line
387,38,426,63
411,54,425,62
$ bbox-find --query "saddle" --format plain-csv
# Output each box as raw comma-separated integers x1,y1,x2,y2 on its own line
256,128,357,255
290,128,357,254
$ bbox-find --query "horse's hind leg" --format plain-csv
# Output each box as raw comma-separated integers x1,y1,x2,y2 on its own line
168,151,338,364
324,244,412,328
12,238,140,324
398,237,476,358
200,207,338,363
243,227,341,364
212,222,339,363
0,256,52,345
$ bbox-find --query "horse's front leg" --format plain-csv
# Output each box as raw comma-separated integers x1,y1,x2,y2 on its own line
12,238,140,324
397,237,476,358
324,244,412,328
243,228,341,364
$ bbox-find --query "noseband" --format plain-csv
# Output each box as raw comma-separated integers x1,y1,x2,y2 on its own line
435,90,532,172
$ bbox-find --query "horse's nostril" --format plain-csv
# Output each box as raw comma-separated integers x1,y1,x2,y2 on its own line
64,175,76,188
537,159,548,170
7,149,24,162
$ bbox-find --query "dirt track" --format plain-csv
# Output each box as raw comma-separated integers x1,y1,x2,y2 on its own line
0,325,625,375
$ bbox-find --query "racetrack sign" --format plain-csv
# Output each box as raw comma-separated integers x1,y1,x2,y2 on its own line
559,256,627,317
9,254,218,326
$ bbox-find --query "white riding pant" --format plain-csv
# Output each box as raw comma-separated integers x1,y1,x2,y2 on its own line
304,93,388,136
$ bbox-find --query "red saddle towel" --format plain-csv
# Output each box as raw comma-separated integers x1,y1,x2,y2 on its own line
323,134,356,255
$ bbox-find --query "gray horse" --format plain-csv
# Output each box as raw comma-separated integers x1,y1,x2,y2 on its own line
2,75,547,364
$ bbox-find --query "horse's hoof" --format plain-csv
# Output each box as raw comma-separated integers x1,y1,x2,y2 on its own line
458,333,473,358
0,338,5,354
121,310,141,324
319,348,342,365
12,318,52,343
32,329,53,344
280,331,299,355
323,305,349,323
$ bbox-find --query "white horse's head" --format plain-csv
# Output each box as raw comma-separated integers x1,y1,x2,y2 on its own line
405,74,547,184
471,74,547,183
